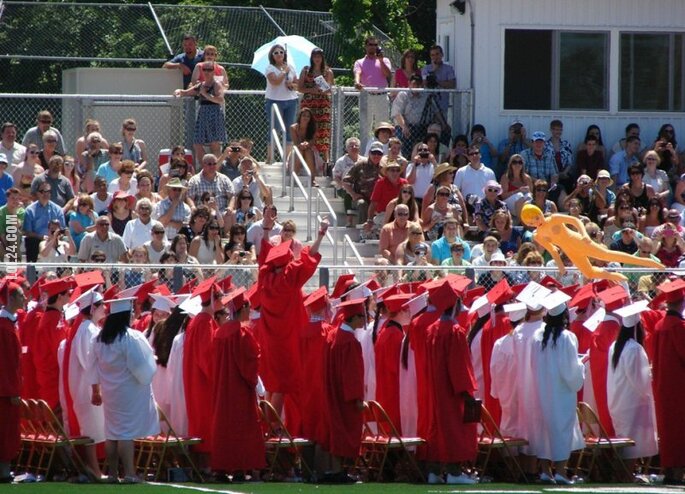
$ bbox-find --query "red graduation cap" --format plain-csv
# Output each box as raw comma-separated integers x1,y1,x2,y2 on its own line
365,278,381,293
418,277,444,295
540,275,562,289
192,276,220,304
599,285,630,312
135,279,159,305
72,270,105,289
385,293,414,313
569,284,594,310
336,298,366,320
264,239,293,267
0,280,21,306
656,278,685,303
560,284,579,298
177,278,199,295
304,286,329,313
398,281,423,294
463,286,486,308
153,284,172,296
245,283,260,309
29,274,47,300
511,283,527,297
431,279,461,313
103,284,119,301
592,280,611,293
41,277,75,298
374,285,398,303
332,274,356,299
447,275,472,295
649,292,667,310
217,275,235,293
222,287,246,312
486,278,513,305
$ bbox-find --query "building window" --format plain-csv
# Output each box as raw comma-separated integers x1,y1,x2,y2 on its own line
620,33,684,112
504,29,608,111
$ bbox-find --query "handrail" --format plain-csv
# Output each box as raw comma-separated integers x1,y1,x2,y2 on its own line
341,233,364,266
289,147,313,240
269,102,288,193
314,188,338,264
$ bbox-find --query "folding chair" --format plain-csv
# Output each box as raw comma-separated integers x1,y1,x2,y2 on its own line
134,405,204,482
475,405,528,481
25,399,94,480
356,400,425,482
573,401,635,481
258,399,313,480
13,399,38,474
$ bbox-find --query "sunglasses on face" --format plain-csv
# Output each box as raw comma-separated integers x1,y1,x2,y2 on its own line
153,230,165,235
437,192,451,197
29,150,40,155
487,188,500,193
283,229,296,233
125,127,136,131
39,120,52,124
91,257,106,262
401,190,412,194
396,212,409,216
110,151,122,155
272,50,284,55
535,188,547,192
468,152,480,156
209,226,220,230
39,189,51,194
511,160,523,164
202,67,214,72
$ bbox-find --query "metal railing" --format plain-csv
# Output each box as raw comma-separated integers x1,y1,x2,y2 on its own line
314,187,338,265
342,233,364,266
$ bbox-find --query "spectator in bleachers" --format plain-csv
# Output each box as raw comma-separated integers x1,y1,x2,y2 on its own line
0,187,24,261
231,157,271,210
499,153,533,214
652,209,684,239
639,197,667,237
474,180,506,236
298,47,334,166
81,132,109,181
395,223,429,266
642,150,670,202
246,204,282,255
575,124,607,165
449,134,470,169
120,119,148,173
90,176,113,215
264,44,299,162
574,134,605,180
521,131,558,190
469,124,497,170
134,171,162,206
594,170,616,219
122,198,163,251
508,241,539,283
144,224,169,264
648,124,681,180
354,36,392,146
342,141,383,225
108,191,135,237
430,214,471,265
154,178,192,240
178,206,209,243
652,223,684,268
423,163,466,217
490,209,521,257
610,135,641,187
497,120,529,172
440,241,471,276
187,154,234,216
379,204,411,263
333,137,362,228
226,189,261,231
169,234,200,270
603,198,638,246
223,223,256,266
453,144,496,204
383,184,420,224
38,130,63,170
519,251,545,283
611,123,641,158
367,159,407,233
0,157,14,207
290,108,322,180
218,141,244,181
22,110,65,155
609,222,639,255
156,251,179,290
567,198,591,224
414,130,448,165
37,218,75,264
77,215,126,263
191,45,228,91
471,235,502,268
74,119,109,168
0,122,26,166
382,138,409,176
422,185,463,241
121,246,152,289
545,119,573,174
364,122,394,156
108,160,138,196
159,157,193,198
271,219,303,260
477,252,513,288
391,74,428,158
62,155,80,196
95,142,123,185
163,33,204,89
67,194,97,251
12,143,43,204
518,179,558,219
405,141,436,210
189,218,224,265
392,49,420,89
621,164,655,211
562,174,595,213
30,155,74,209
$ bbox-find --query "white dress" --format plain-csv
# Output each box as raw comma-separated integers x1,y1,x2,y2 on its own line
147,330,171,420
59,320,106,442
607,340,658,459
470,330,484,401
398,345,418,438
165,332,188,436
531,328,585,461
89,329,159,440
490,332,519,437
355,321,377,402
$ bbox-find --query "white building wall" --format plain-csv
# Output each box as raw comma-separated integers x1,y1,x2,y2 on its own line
437,0,685,149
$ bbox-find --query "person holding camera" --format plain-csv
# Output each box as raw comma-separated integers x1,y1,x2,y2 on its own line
420,45,455,115
223,223,256,265
38,218,76,264
391,74,429,158
218,141,245,181
563,174,596,213
497,120,530,174
231,157,271,211
354,36,392,148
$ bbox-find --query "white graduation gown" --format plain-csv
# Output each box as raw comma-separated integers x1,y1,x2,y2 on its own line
490,332,519,437
470,330,484,401
90,329,160,440
147,330,171,421
355,322,377,402
59,320,105,442
398,345,418,438
607,340,658,459
165,332,188,436
531,328,585,461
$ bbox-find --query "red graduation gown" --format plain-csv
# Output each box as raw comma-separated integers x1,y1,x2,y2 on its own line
210,321,265,472
480,313,512,426
34,308,66,409
183,311,217,453
589,318,620,436
640,309,664,364
298,319,329,444
374,320,404,433
569,319,592,354
425,318,478,463
18,307,42,399
258,246,321,394
61,314,85,437
652,311,685,468
322,325,364,458
0,315,21,462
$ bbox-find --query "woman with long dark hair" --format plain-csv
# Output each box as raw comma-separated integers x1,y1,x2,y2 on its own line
607,305,658,473
530,304,584,484
298,47,334,165
289,107,320,179
90,297,159,483
189,217,224,265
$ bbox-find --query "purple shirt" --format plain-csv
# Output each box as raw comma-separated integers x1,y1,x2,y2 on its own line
354,56,392,88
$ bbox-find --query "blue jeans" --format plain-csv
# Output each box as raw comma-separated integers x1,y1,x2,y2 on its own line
265,98,298,143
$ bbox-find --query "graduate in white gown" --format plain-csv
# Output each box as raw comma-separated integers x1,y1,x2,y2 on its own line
607,302,658,470
58,287,107,479
89,297,159,483
531,301,585,484
166,330,188,437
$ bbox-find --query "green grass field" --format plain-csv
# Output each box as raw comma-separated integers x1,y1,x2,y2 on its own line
0,482,681,494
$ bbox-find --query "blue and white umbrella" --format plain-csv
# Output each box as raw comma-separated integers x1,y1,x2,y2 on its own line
251,35,319,75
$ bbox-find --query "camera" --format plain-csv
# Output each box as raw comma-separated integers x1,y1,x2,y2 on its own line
57,228,66,235
419,151,430,159
376,46,383,56
238,251,247,257
425,71,439,89
231,146,241,153
247,170,254,176
513,128,521,135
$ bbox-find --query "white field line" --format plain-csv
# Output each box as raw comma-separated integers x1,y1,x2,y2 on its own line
148,482,244,494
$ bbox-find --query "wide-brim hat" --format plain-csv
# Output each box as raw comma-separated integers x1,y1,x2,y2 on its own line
109,190,136,211
166,177,188,189
433,162,457,180
595,169,613,186
374,121,395,136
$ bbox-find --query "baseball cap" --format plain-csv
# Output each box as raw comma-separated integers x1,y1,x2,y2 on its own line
531,131,546,141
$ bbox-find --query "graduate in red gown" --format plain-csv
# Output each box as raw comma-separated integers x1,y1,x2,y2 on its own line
257,219,328,416
18,276,47,400
322,299,365,479
183,277,222,459
210,288,265,477
374,293,413,434
568,286,594,355
425,281,478,485
589,285,628,436
651,279,685,485
0,282,26,481
34,277,75,410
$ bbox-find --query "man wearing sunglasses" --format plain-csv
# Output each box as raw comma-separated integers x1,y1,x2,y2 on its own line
354,36,392,149
22,110,66,155
23,183,65,262
453,144,496,213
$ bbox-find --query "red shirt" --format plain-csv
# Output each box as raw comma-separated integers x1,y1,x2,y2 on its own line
370,177,408,213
